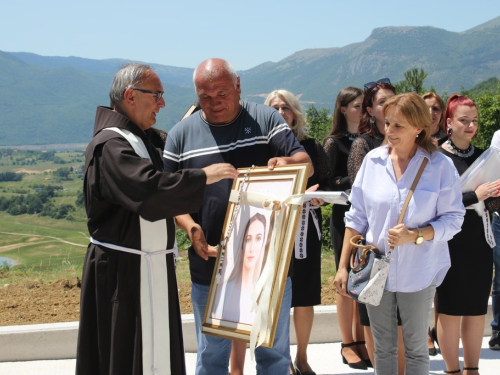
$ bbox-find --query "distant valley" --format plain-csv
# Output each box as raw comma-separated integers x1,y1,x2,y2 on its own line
1,15,499,146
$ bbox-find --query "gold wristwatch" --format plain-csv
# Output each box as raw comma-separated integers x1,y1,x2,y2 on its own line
415,228,424,245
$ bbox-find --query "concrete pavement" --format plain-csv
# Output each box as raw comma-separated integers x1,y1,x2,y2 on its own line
1,338,499,374
0,302,499,374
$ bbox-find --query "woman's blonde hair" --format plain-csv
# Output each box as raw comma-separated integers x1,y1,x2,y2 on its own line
264,89,308,141
383,92,437,153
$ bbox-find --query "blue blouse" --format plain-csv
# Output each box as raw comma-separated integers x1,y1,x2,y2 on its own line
345,145,465,292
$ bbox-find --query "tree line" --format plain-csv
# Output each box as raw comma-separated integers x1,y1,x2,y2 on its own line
0,184,81,221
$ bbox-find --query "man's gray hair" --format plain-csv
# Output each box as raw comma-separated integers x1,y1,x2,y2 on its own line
109,63,153,107
192,59,238,90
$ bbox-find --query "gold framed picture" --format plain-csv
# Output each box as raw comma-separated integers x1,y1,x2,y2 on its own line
202,163,310,347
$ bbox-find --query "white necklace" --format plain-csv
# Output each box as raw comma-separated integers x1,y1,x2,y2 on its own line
446,138,475,158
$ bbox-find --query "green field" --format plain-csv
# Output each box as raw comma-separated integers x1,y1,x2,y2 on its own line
0,148,338,288
0,149,88,279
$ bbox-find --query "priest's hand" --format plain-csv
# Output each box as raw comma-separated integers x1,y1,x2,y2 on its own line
203,163,239,185
189,224,218,260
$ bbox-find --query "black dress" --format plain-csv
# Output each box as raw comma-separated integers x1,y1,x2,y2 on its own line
436,146,494,315
323,133,358,268
291,137,331,307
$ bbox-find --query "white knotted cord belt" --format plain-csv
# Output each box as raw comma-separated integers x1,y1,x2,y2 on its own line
90,237,174,375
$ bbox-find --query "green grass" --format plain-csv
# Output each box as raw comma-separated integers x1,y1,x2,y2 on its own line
0,212,88,269
0,149,339,298
321,249,337,285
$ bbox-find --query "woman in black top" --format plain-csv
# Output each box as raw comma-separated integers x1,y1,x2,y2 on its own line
421,92,447,355
265,89,331,375
323,86,369,370
437,94,500,375
422,92,447,145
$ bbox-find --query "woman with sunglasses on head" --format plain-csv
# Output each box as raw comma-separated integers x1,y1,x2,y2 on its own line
436,94,500,375
323,87,371,370
422,92,447,146
335,92,465,375
348,78,395,183
347,78,410,372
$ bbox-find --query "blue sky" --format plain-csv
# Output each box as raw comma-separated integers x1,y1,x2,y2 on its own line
1,0,498,71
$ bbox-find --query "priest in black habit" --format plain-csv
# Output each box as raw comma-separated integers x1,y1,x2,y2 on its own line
76,63,238,375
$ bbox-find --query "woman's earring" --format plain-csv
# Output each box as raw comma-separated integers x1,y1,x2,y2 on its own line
370,116,376,124
416,133,419,138
447,127,452,136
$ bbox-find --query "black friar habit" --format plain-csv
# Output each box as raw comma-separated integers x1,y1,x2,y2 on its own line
76,106,206,375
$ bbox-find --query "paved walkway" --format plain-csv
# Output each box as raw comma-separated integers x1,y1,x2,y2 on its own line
1,337,499,374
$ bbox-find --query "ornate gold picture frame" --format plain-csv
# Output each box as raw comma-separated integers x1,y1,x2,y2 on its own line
202,163,310,347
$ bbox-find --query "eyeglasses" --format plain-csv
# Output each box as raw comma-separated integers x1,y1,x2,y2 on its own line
132,88,164,102
364,78,391,92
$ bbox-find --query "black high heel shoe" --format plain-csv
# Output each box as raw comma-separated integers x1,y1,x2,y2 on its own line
428,327,437,356
354,341,373,368
341,342,368,370
431,327,439,346
293,361,316,375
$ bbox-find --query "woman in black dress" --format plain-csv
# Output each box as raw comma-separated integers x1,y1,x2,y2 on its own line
422,91,447,355
265,89,331,375
437,94,500,375
323,86,369,370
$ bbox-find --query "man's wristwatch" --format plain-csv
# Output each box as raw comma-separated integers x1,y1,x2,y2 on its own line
415,228,424,245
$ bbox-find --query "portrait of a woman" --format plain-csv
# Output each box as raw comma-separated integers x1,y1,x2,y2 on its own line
218,212,269,325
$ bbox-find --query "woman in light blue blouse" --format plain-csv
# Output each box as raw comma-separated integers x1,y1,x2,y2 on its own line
334,92,465,374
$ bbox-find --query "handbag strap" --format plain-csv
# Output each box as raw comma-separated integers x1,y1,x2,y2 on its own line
387,157,428,257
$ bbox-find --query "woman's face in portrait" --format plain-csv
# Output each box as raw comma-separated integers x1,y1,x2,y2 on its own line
243,220,265,272
270,97,295,128
424,97,443,134
342,95,363,126
447,105,478,143
368,88,395,127
385,108,421,151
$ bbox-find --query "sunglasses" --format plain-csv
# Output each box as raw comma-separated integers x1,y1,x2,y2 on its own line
132,88,164,102
364,78,391,92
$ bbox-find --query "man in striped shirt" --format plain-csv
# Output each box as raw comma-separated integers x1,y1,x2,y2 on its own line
163,58,311,375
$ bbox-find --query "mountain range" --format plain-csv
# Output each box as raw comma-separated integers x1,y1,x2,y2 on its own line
0,15,499,146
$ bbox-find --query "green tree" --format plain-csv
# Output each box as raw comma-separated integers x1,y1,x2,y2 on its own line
55,167,71,180
75,189,84,207
473,84,500,149
305,104,331,142
395,68,428,94
54,204,76,219
26,195,43,214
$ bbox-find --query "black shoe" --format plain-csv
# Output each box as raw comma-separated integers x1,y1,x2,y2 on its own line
428,327,439,356
428,328,437,356
489,330,500,350
293,361,316,375
431,327,439,346
341,342,368,370
354,341,373,368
